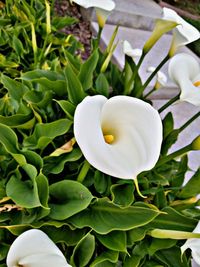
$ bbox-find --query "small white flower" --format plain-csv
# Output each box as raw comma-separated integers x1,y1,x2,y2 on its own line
70,0,115,27
123,40,142,59
147,66,167,88
7,229,71,267
74,95,163,179
181,221,200,266
168,53,200,106
162,8,200,53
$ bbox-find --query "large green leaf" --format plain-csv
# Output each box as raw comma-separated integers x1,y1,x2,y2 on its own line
1,74,28,102
78,49,99,91
64,63,86,105
95,231,127,252
21,70,67,96
149,206,197,231
49,180,93,220
69,198,160,234
23,119,72,149
6,175,41,208
90,250,118,267
70,232,95,267
178,168,200,199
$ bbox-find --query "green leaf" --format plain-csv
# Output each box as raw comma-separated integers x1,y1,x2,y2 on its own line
95,73,110,97
6,175,41,208
52,16,78,30
71,233,95,267
12,35,25,58
21,70,67,96
96,231,127,252
64,63,86,105
111,183,134,207
69,198,160,234
49,180,93,220
43,225,85,246
155,246,190,267
127,227,147,245
78,49,99,91
149,206,197,231
23,119,72,149
148,238,177,256
1,74,28,102
0,113,33,129
44,148,82,175
54,99,75,120
178,168,200,199
162,112,174,139
90,250,118,267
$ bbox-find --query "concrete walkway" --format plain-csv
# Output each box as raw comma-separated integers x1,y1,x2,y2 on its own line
81,0,200,176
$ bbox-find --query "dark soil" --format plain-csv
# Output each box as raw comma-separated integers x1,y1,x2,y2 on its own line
54,0,92,60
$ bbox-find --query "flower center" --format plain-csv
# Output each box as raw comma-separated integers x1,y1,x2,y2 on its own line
193,80,200,87
104,134,115,144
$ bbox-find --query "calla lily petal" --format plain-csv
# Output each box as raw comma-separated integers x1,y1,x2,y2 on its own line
123,40,142,59
7,229,71,267
71,0,115,28
168,53,200,106
74,95,163,179
162,8,200,53
181,221,200,265
70,0,115,11
147,66,167,87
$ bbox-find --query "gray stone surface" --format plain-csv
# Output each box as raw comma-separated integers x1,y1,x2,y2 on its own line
92,22,199,98
81,0,162,30
153,100,200,178
87,0,200,177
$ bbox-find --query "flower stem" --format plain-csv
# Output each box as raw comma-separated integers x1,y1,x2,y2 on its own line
179,111,200,133
158,93,180,113
125,52,146,94
141,54,170,91
77,160,90,183
156,144,192,167
143,86,156,98
134,178,147,198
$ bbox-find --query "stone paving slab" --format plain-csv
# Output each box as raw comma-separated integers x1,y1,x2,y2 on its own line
92,22,200,99
81,0,162,30
153,100,200,177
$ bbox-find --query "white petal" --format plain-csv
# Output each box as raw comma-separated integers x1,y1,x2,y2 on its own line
147,66,167,86
123,40,142,58
74,95,163,179
19,254,70,267
162,8,200,47
168,53,200,106
7,229,71,267
71,0,115,11
181,222,200,265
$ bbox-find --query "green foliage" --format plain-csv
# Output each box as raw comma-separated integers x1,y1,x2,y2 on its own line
0,1,199,266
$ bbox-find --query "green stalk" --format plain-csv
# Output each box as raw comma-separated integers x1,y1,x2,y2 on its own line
179,111,200,133
143,86,156,98
126,52,146,94
156,144,192,167
158,93,180,113
77,160,91,183
141,54,170,91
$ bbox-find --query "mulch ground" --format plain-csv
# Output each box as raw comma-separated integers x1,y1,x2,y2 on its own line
54,0,92,60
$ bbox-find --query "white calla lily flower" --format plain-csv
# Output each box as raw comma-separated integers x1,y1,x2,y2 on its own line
168,53,200,106
123,40,142,60
181,221,200,266
147,66,167,88
162,8,200,55
70,0,115,28
74,95,163,179
7,229,71,267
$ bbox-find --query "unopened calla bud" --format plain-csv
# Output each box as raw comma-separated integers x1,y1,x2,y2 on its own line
191,135,200,150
